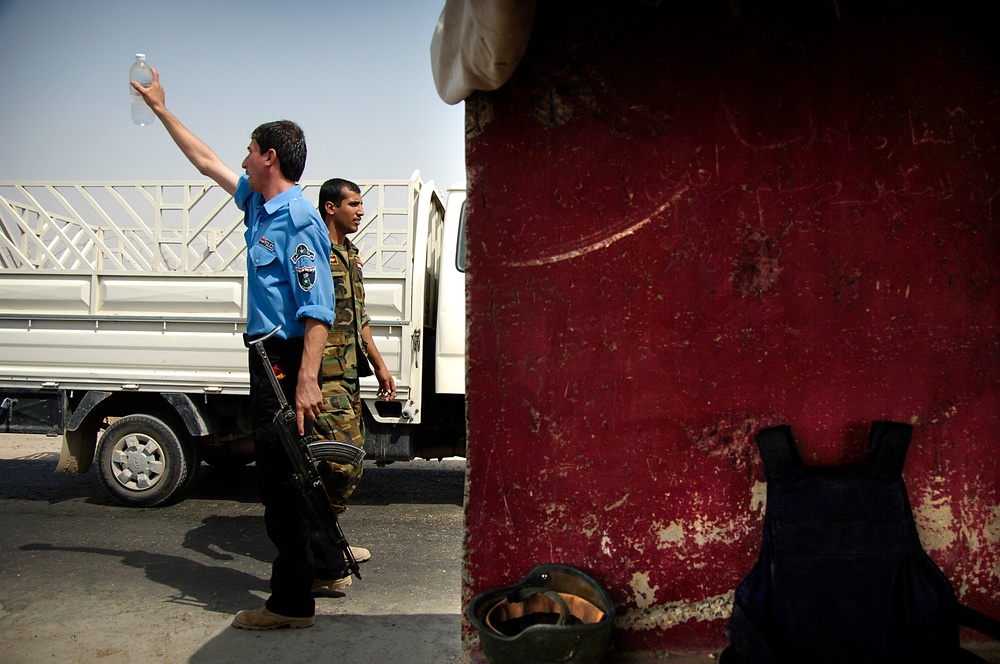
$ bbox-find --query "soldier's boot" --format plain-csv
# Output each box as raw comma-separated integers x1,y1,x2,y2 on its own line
232,606,315,630
312,575,353,594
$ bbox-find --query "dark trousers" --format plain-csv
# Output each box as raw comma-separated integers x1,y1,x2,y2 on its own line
248,336,348,617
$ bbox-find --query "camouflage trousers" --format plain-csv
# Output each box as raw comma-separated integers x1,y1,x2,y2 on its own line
312,377,365,513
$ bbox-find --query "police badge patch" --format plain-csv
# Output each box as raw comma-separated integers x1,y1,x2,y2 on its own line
295,265,317,291
290,243,316,264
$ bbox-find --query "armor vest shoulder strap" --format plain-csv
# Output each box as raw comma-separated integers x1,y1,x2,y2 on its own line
755,425,804,482
866,420,912,475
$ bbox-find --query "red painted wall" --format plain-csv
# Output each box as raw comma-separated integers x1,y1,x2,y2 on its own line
463,2,998,658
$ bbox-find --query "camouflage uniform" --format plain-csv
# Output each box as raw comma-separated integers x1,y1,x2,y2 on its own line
313,238,372,511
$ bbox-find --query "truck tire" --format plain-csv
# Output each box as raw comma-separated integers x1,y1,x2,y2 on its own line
95,414,197,507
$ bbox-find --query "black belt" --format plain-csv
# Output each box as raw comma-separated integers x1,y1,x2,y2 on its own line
243,331,303,350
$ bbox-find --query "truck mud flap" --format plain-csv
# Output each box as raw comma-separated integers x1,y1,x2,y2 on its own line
56,427,96,475
362,409,414,462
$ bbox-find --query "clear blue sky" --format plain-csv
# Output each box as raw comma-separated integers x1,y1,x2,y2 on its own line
0,0,465,189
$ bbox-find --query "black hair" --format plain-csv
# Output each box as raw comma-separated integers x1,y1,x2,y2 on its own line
251,120,307,182
318,178,362,211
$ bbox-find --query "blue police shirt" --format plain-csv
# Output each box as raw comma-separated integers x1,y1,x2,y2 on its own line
236,174,335,339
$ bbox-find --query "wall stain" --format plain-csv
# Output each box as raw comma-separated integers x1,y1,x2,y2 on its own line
466,93,494,140
533,89,574,127
731,229,782,297
687,415,773,467
618,590,735,631
833,258,863,305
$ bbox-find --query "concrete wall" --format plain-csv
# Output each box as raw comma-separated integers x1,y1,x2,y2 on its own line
463,1,998,657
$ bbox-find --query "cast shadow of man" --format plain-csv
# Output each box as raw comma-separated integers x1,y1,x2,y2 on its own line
20,542,267,615
179,515,350,599
181,514,272,563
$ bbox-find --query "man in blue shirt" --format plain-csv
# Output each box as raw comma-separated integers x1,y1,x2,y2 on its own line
134,68,348,630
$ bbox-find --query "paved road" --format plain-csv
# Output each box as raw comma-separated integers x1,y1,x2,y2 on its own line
0,434,466,664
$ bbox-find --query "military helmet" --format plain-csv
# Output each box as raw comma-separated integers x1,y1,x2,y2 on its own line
468,563,615,664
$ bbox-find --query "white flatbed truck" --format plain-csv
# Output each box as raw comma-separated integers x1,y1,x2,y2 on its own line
0,173,467,506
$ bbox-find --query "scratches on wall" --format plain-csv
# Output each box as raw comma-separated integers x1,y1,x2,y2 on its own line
509,184,690,267
721,97,813,151
909,110,956,147
605,493,630,512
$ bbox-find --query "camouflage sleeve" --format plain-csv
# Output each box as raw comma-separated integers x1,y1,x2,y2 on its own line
354,253,370,328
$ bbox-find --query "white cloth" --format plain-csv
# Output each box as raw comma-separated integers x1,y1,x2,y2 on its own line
430,0,537,104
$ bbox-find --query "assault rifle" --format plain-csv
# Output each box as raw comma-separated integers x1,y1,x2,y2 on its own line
250,326,365,580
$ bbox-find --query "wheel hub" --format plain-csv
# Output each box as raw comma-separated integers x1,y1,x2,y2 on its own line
111,434,165,491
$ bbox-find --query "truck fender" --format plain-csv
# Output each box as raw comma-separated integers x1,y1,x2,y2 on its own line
66,391,113,431
67,391,211,437
161,393,212,437
57,391,212,476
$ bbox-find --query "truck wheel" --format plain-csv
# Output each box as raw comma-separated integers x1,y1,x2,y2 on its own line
96,414,197,507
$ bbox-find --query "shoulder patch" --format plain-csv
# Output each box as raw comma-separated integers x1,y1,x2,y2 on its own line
290,243,316,264
295,265,317,291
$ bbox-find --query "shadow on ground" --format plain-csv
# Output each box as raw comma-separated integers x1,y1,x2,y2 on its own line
0,453,110,504
0,455,466,507
21,541,269,615
190,613,462,663
183,458,466,507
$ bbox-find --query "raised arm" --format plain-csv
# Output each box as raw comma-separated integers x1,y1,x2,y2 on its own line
131,66,240,195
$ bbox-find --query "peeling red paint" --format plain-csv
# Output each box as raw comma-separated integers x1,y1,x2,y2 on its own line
686,415,776,467
464,3,999,660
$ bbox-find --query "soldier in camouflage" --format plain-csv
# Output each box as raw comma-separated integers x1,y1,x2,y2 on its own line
314,178,396,516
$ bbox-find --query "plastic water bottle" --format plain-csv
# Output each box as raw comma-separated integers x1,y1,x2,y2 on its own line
129,54,155,126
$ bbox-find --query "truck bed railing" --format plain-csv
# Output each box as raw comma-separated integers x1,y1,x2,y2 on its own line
0,176,442,414
0,179,420,278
